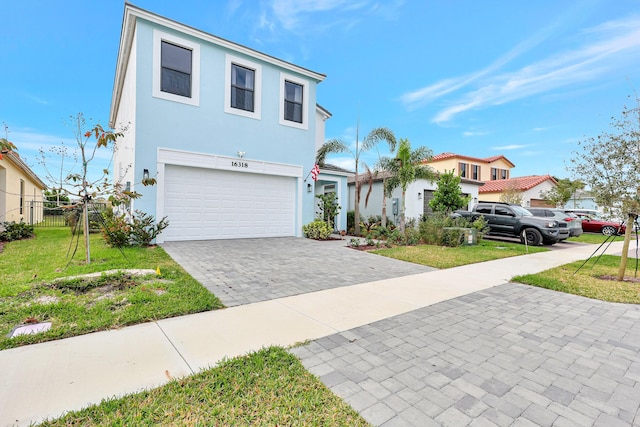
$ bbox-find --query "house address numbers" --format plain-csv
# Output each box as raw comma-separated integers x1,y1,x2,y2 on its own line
231,161,249,168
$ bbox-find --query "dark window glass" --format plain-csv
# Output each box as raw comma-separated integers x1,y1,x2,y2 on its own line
459,162,467,178
476,205,492,214
491,168,497,180
161,41,192,97
284,81,303,123
501,169,508,179
472,165,480,180
231,64,255,112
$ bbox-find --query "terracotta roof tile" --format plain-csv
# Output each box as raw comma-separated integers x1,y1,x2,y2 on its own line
479,175,556,193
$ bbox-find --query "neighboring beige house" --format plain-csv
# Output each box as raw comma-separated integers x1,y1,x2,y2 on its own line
426,152,515,182
479,175,557,207
0,150,46,223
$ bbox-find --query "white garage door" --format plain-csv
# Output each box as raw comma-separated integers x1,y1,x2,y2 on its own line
163,165,296,241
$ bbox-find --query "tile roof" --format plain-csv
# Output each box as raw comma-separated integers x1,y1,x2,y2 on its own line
479,175,556,193
429,152,515,167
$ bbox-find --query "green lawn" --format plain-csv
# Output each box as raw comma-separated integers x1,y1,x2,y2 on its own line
371,239,548,269
38,346,370,427
513,254,640,304
0,228,222,349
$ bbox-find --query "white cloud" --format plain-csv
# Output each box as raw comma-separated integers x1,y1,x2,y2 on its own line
401,15,640,124
492,144,529,150
462,131,488,137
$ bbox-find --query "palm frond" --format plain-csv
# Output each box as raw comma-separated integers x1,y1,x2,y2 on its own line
316,139,350,166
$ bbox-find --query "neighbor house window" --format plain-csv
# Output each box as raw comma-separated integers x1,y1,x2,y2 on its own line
501,169,509,179
19,179,24,215
458,162,468,178
284,80,303,123
491,168,497,180
161,41,192,97
279,73,308,130
225,55,262,119
472,164,480,180
153,30,200,106
231,64,255,112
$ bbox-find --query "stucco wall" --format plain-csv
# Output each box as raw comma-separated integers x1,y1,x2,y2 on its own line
0,157,44,223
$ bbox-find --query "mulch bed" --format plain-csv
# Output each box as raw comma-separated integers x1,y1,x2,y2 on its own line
598,275,640,283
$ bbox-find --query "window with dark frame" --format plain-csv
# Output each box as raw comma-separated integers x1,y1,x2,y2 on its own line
231,64,255,112
501,169,508,180
459,162,468,178
284,80,303,123
19,179,24,215
161,41,192,97
472,164,480,180
491,167,497,180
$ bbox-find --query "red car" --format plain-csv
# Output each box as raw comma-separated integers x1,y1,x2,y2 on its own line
570,212,626,235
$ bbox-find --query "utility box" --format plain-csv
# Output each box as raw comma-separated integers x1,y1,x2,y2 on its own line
443,227,477,245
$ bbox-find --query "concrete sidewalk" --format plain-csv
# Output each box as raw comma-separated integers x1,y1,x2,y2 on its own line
0,241,626,426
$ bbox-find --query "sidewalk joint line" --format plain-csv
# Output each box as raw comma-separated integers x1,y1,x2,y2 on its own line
155,322,196,375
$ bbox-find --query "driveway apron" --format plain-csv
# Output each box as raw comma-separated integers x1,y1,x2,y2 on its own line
291,283,640,426
161,237,435,307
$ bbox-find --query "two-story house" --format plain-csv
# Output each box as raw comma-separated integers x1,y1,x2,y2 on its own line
109,4,344,242
426,152,514,182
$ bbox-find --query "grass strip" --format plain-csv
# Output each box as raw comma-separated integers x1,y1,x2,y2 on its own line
38,346,371,427
371,239,547,269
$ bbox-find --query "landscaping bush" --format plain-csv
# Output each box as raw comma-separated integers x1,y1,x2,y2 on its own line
419,212,479,247
0,221,34,242
346,211,355,234
302,220,332,240
101,210,169,247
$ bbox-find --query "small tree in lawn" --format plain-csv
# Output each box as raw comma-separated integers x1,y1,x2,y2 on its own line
429,170,471,214
540,178,584,208
568,93,640,281
38,113,145,264
315,193,341,230
499,184,524,205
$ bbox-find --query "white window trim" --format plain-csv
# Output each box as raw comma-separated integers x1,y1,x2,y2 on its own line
279,72,309,130
224,54,262,120
153,30,200,106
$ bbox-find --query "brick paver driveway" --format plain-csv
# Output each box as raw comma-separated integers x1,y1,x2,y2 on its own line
291,283,640,426
161,237,434,306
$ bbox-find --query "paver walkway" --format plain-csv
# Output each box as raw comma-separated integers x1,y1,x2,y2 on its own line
292,282,640,426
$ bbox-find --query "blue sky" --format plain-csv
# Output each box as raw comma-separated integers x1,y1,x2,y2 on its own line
2,0,640,186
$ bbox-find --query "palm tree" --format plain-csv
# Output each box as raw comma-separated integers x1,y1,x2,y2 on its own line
316,127,396,236
383,138,435,232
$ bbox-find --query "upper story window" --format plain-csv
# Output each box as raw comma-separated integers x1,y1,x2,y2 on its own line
490,167,509,180
153,30,200,106
225,54,262,120
458,162,468,178
231,64,255,112
472,164,480,180
161,41,192,97
284,80,303,123
279,73,309,130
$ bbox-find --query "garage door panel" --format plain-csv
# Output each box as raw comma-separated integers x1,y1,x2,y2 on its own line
163,165,296,241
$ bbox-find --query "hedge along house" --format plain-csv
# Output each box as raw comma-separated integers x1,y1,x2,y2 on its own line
109,4,334,243
0,150,46,224
347,172,484,226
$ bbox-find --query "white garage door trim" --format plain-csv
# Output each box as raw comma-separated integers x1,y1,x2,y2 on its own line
156,148,303,243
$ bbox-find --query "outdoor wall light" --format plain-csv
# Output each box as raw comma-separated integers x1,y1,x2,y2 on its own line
418,192,422,199
143,169,149,180
307,183,312,193
237,151,246,158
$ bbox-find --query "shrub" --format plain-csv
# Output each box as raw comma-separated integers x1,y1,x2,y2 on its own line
0,221,34,242
302,220,332,240
346,211,355,234
129,210,169,246
101,210,169,247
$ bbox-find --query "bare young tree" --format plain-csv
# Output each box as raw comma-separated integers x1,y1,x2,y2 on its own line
568,94,640,280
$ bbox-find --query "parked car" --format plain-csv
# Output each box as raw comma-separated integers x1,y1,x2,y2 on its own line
566,211,625,235
525,208,576,241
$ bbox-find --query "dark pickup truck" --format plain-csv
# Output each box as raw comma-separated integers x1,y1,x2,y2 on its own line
455,202,561,246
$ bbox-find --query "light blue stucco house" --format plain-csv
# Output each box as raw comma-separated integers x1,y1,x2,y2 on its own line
109,4,345,242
